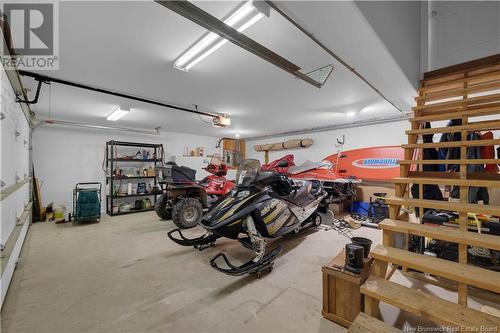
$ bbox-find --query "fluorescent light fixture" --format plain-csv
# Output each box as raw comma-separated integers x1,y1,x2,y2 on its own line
184,12,264,71
107,107,130,121
346,111,356,117
174,1,266,71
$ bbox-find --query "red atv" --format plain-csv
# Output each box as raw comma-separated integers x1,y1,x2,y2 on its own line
155,155,234,228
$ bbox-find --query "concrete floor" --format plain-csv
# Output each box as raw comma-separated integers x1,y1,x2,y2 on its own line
2,212,497,332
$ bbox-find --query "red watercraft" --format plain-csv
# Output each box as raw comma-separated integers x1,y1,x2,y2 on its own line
324,145,404,181
263,146,403,182
262,145,404,202
262,153,359,204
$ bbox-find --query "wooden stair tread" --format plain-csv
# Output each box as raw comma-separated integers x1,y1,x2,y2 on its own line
379,219,500,251
360,275,500,329
385,197,500,216
402,139,500,149
393,176,500,188
399,159,499,165
419,69,500,93
348,313,401,333
406,120,500,135
416,81,500,103
370,245,500,293
405,171,500,181
412,93,500,112
410,104,500,122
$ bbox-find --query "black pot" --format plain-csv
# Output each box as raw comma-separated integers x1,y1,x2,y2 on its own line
351,237,372,258
345,244,364,274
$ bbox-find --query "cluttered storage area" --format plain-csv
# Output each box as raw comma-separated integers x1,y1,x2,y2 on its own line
1,1,499,332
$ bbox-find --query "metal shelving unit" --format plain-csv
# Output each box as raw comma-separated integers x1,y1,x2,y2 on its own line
105,140,163,216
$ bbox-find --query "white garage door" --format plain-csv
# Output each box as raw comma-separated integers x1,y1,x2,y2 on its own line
0,61,32,308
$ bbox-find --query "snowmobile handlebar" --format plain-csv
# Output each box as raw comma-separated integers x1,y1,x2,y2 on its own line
255,172,295,196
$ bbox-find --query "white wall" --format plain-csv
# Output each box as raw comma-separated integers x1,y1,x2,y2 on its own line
246,120,409,165
355,1,499,78
427,1,500,71
355,1,421,88
32,125,221,213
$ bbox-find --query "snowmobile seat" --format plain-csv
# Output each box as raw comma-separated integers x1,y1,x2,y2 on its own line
279,181,317,206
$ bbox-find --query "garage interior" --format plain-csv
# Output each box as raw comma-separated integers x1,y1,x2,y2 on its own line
1,1,499,332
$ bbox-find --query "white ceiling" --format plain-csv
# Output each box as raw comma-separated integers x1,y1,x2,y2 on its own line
22,1,418,139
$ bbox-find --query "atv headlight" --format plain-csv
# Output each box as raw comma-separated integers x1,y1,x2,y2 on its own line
237,190,250,199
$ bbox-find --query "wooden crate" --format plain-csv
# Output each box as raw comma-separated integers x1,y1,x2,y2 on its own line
322,250,373,327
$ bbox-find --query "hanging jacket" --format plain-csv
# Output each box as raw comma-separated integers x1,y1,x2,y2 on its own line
449,132,489,204
411,123,443,216
438,119,462,172
480,131,499,173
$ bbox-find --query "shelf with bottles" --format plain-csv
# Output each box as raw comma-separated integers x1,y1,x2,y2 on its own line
109,179,160,197
107,176,156,180
109,165,157,179
105,140,164,216
111,207,155,216
107,192,160,198
113,158,161,162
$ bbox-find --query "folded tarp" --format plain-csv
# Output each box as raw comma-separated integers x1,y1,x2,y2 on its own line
254,138,313,152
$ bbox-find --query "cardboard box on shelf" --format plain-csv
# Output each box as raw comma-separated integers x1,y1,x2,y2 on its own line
146,167,155,177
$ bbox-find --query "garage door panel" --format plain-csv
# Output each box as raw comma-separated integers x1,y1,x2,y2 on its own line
1,62,32,308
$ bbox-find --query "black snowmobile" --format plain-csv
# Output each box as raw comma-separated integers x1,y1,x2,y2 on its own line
168,159,328,276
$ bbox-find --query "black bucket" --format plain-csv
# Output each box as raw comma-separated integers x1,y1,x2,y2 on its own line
351,237,372,258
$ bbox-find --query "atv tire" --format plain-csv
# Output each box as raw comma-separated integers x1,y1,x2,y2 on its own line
155,195,172,220
172,198,204,229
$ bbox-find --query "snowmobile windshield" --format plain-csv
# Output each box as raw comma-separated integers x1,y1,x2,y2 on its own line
236,159,261,187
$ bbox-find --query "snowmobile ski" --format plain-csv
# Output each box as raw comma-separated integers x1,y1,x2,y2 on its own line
209,245,283,276
167,228,220,250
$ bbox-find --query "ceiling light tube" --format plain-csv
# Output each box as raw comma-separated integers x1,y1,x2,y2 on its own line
39,119,159,135
185,12,264,71
174,1,265,71
107,107,130,121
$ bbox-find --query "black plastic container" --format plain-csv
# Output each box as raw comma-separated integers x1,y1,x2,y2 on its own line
345,244,364,274
351,237,372,258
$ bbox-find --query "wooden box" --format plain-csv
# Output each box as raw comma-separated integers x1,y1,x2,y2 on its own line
147,167,156,177
321,250,373,328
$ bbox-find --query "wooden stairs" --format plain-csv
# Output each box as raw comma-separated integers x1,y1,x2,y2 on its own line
350,54,500,332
